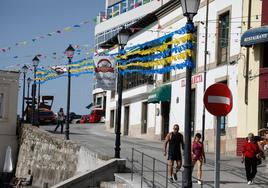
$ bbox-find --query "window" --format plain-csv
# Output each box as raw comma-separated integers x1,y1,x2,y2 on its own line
217,80,227,135
120,0,127,13
262,42,268,68
122,67,154,90
192,26,198,73
163,37,172,82
136,0,143,7
96,97,102,107
122,50,154,90
110,110,115,128
107,7,113,19
0,93,4,118
217,116,226,135
128,0,135,10
217,11,230,65
143,0,151,4
113,3,120,17
111,90,115,99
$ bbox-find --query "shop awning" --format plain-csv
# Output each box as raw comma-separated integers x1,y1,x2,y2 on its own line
148,84,171,104
241,26,268,47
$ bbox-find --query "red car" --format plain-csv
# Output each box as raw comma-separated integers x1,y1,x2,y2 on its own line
89,110,105,123
79,115,90,124
38,109,56,125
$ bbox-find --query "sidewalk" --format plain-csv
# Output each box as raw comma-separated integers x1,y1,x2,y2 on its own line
41,124,268,187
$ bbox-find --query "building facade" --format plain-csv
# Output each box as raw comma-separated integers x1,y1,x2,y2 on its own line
94,0,244,154
0,70,20,173
237,0,268,155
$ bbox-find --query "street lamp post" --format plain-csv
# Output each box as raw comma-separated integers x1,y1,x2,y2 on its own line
31,56,40,126
37,80,41,126
65,44,75,140
180,0,200,187
115,27,129,158
27,78,32,123
21,65,28,122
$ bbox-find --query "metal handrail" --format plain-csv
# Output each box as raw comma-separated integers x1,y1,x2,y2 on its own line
131,148,180,188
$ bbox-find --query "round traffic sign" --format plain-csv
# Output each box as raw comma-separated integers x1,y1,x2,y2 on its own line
203,83,233,116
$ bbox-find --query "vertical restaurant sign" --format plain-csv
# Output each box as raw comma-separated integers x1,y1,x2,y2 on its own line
93,56,116,90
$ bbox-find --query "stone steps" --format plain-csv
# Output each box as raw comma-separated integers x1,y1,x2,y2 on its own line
100,181,129,188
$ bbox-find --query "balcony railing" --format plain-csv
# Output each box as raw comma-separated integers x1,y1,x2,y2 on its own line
96,0,154,24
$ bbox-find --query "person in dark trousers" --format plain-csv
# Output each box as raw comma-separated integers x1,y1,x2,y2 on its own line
54,108,65,133
163,124,184,183
241,133,260,185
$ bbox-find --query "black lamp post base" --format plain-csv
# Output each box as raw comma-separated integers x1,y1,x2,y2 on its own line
182,165,193,188
65,130,70,140
114,147,121,158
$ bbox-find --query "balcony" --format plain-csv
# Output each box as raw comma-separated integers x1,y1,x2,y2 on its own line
94,0,168,48
96,0,154,25
122,83,154,102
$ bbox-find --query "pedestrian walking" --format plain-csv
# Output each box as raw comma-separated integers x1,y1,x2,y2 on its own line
258,128,268,173
54,108,65,134
192,133,206,185
241,133,260,185
163,124,184,183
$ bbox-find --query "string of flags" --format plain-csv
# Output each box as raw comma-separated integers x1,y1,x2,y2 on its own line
14,24,194,86
0,20,90,53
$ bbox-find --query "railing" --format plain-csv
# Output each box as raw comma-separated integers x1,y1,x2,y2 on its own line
130,148,181,188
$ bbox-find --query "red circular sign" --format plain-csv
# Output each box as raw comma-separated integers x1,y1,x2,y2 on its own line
203,83,233,116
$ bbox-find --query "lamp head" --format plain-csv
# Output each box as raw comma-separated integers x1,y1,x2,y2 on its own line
27,77,32,85
32,56,40,67
21,65,28,74
65,44,75,59
180,0,201,21
117,26,130,47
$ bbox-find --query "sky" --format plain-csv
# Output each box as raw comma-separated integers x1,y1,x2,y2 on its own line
0,0,105,115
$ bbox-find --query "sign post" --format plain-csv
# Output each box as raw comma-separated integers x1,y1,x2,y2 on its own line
203,83,233,188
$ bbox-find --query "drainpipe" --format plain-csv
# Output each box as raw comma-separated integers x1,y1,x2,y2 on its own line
245,0,252,105
202,0,209,143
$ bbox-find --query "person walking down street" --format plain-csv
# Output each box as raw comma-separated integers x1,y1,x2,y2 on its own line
163,124,184,183
192,133,206,185
241,133,260,185
258,129,268,173
54,108,65,134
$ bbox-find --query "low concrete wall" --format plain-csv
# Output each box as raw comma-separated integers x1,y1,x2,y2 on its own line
16,125,106,188
51,159,126,188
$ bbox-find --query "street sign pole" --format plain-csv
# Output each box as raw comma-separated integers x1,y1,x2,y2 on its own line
203,83,233,188
215,117,221,188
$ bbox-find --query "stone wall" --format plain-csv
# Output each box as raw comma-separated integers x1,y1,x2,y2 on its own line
15,125,105,188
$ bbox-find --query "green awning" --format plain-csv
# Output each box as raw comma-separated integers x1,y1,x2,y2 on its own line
148,84,171,103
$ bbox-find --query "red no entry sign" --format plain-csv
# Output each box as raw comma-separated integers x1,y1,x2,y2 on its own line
203,83,233,116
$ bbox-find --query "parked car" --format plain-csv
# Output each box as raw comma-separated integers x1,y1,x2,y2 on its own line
38,108,56,125
65,112,82,123
79,115,90,124
89,109,105,123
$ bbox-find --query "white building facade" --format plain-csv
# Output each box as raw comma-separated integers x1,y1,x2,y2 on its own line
0,70,20,174
94,0,243,154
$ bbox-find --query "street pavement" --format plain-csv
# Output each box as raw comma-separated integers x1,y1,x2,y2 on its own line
41,123,268,188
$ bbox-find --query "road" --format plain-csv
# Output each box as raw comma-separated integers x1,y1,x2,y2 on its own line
41,123,268,188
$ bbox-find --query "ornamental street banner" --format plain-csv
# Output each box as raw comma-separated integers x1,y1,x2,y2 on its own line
93,56,116,90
